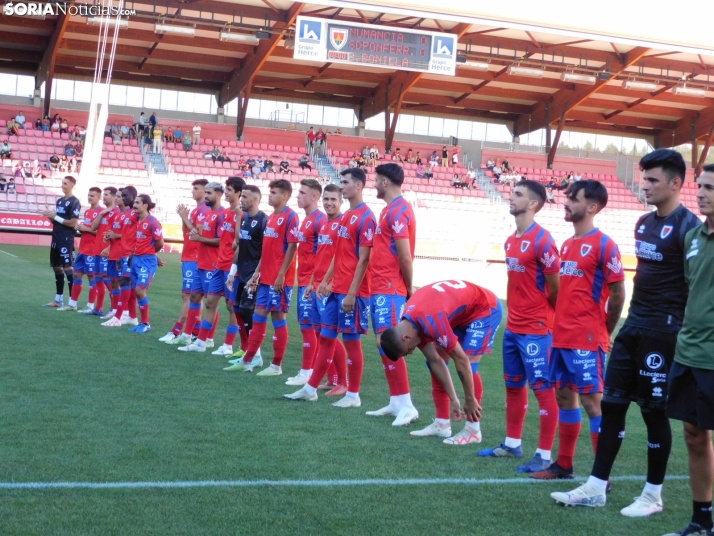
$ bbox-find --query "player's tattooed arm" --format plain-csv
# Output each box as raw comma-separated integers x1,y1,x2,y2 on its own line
606,281,626,335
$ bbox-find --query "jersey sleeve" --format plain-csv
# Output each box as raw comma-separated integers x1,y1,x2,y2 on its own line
151,218,163,240
390,209,411,240
537,234,560,275
602,239,625,283
427,317,458,353
70,198,82,219
286,212,300,244
358,214,376,248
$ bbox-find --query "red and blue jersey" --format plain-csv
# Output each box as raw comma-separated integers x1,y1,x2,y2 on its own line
504,222,560,334
370,196,416,296
79,205,103,255
182,202,208,262
95,206,119,256
332,203,376,298
297,208,326,286
119,208,138,258
314,215,342,286
216,210,239,271
134,215,163,256
553,229,625,351
108,208,124,261
402,280,499,353
260,206,300,286
198,207,226,271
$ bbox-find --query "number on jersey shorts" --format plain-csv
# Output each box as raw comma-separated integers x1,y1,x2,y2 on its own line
549,347,606,394
50,239,74,268
256,283,293,313
97,256,110,277
502,330,552,390
321,292,370,336
182,261,198,295
297,286,321,327
190,268,213,295
370,293,406,334
603,324,678,410
452,302,503,357
74,254,97,276
120,256,132,278
108,259,122,280
130,255,158,289
207,269,237,304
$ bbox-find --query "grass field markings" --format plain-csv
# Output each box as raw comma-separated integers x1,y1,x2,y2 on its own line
0,475,689,490
0,249,18,257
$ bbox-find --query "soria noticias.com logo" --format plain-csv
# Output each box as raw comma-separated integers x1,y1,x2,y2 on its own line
3,2,136,16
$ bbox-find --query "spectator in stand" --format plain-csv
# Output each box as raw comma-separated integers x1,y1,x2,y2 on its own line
0,173,5,191
299,153,312,171
174,126,183,144
252,161,261,180
209,145,220,161
0,140,12,159
452,148,459,167
280,157,292,174
7,176,16,193
70,125,80,141
50,118,60,134
451,174,465,189
74,142,84,158
316,127,325,148
555,176,568,191
334,128,342,135
307,126,316,148
349,155,358,168
246,155,256,169
256,157,265,172
218,148,231,163
165,126,174,143
120,123,130,139
192,123,201,145
393,148,404,163
31,159,43,179
182,135,192,152
60,118,68,135
501,158,511,172
149,112,158,137
64,142,75,157
429,151,439,167
370,144,380,166
7,118,19,136
545,186,556,204
58,156,69,173
357,154,367,168
153,124,163,153
362,145,370,160
424,164,434,181
547,177,557,190
41,115,51,131
79,126,86,143
111,128,122,145
492,163,502,179
486,158,495,170
49,153,60,171
13,162,21,178
574,171,583,181
35,118,42,130
128,124,138,139
406,148,415,163
416,163,426,178
441,145,449,167
242,165,252,179
15,111,25,129
138,112,148,137
467,168,477,188
264,156,275,172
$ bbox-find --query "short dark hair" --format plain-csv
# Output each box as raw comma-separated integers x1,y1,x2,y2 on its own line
122,185,138,198
340,167,366,185
103,186,118,196
517,179,546,208
300,178,322,194
225,176,246,193
323,183,341,195
269,178,292,195
136,194,156,211
565,179,608,210
702,163,714,174
375,163,404,186
242,184,262,197
639,149,686,184
379,327,403,362
64,175,76,185
89,186,102,195
192,178,208,187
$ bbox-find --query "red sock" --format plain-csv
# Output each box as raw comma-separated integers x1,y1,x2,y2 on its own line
535,388,559,451
139,299,150,324
557,421,582,470
473,372,483,405
343,339,364,394
225,324,238,346
271,321,288,366
236,316,249,350
380,353,397,396
392,357,410,396
183,305,202,338
70,281,83,302
208,312,220,339
505,386,529,440
431,372,450,420
591,432,599,455
197,320,211,343
95,282,106,310
171,321,184,336
114,288,131,319
307,336,337,388
242,318,268,363
327,362,338,385
333,339,347,386
128,289,137,319
88,285,97,305
110,289,119,311
301,328,317,370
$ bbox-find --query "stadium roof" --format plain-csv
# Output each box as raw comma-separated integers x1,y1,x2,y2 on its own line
2,0,714,153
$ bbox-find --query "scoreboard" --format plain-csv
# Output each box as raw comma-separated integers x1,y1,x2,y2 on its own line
294,16,457,75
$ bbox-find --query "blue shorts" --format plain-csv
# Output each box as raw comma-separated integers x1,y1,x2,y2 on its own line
549,347,606,394
97,256,109,277
207,269,236,303
256,283,293,313
297,286,321,328
370,293,406,334
182,261,198,294
120,256,131,278
322,293,370,335
130,254,158,289
190,268,212,295
74,253,97,276
108,259,122,280
453,302,502,358
503,330,552,390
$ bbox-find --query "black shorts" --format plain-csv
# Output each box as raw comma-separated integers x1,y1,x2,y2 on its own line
50,238,74,268
236,282,256,311
603,324,677,409
666,362,714,430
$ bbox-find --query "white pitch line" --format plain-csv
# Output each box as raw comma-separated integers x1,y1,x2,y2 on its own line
0,249,18,257
0,475,689,491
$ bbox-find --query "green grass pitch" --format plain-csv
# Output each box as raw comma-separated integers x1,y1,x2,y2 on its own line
0,244,694,535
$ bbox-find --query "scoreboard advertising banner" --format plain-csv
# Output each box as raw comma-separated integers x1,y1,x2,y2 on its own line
294,16,457,75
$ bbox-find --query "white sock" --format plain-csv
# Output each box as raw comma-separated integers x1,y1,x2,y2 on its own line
643,482,662,498
435,418,450,426
68,299,77,307
55,294,63,302
87,302,94,309
504,437,521,448
466,421,480,433
396,393,413,407
109,309,116,315
585,475,609,494
346,391,359,399
255,348,262,358
389,395,401,409
303,385,317,396
535,448,552,461
300,368,311,376
195,339,206,348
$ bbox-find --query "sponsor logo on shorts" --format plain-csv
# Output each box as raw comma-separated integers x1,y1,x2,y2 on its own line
652,387,663,397
526,343,539,356
645,352,665,371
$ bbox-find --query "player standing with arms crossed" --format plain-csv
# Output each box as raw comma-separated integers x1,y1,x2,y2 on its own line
552,150,700,515
229,179,299,376
477,180,560,472
39,175,81,308
365,163,419,427
283,168,375,408
530,180,625,481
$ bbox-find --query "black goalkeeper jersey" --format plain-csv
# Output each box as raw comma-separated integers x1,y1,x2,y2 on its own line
237,211,267,283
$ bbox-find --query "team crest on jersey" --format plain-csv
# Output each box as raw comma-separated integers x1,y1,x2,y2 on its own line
211,214,217,221
331,222,339,230
306,221,312,229
251,220,258,228
660,225,673,239
520,240,531,253
580,244,592,257
350,215,358,225
638,224,646,234
277,217,284,225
